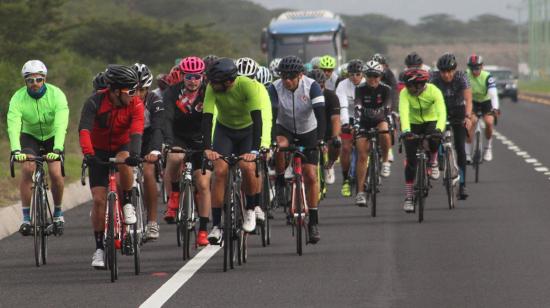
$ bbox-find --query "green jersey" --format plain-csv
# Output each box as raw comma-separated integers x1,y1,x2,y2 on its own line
466,69,496,103
204,76,262,129
7,83,69,151
399,83,446,132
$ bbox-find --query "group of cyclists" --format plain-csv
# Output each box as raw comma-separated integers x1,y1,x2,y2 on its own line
6,49,500,268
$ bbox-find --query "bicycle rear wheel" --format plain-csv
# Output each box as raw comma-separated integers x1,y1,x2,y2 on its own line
32,187,42,267
107,193,117,282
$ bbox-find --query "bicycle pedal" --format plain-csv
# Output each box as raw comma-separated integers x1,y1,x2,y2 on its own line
44,223,54,235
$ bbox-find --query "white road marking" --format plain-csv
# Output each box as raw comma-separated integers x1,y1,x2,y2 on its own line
140,245,221,308
535,167,549,172
525,158,538,164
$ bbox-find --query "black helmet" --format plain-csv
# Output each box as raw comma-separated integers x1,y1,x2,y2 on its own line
404,52,423,67
206,58,238,83
372,53,387,65
437,53,457,71
104,65,139,89
278,56,304,74
306,69,327,84
202,54,219,70
347,59,364,73
92,72,107,91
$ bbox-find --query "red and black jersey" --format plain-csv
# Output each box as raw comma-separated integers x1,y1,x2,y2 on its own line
162,81,206,144
78,90,144,155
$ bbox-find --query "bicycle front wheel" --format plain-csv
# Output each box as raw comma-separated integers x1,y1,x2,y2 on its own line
40,189,49,265
416,158,426,223
294,178,304,256
445,150,456,210
474,131,481,183
182,182,193,261
32,187,42,267
107,193,117,282
369,151,378,218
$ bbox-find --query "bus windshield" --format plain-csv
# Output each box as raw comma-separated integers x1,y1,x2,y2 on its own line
272,34,336,61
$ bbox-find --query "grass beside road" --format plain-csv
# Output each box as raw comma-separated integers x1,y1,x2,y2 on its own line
519,80,550,95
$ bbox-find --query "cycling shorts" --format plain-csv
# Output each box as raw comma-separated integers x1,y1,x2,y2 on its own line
88,145,128,188
276,124,319,165
473,100,492,116
21,133,54,156
213,123,253,157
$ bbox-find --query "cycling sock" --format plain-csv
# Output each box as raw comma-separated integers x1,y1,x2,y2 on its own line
342,172,349,182
212,208,222,227
22,208,30,222
309,208,318,225
465,143,472,156
276,174,285,187
486,137,493,148
405,181,414,198
199,217,209,231
245,195,255,210
459,168,465,184
94,231,104,250
122,190,132,205
171,182,179,192
53,205,63,217
254,193,261,207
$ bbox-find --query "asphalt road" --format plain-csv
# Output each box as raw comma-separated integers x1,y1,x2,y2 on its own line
2,98,550,308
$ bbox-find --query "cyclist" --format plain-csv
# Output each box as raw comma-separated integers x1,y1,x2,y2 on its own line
306,69,341,185
202,58,263,243
465,54,499,162
354,60,393,206
397,52,431,92
133,63,165,240
162,56,212,247
319,55,339,91
336,59,366,197
399,68,446,212
373,53,398,162
310,56,321,69
269,56,326,243
152,73,169,98
7,59,69,236
431,53,473,200
78,65,144,268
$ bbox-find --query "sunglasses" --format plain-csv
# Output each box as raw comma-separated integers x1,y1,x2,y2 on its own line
366,73,381,78
350,72,363,77
406,82,426,88
120,88,137,96
322,69,334,73
25,77,45,84
280,72,299,80
184,73,202,81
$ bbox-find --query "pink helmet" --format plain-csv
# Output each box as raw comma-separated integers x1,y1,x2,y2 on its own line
179,56,205,74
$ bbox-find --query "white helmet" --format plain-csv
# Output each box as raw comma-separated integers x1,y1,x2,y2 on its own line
255,66,272,86
132,63,153,88
363,60,384,76
310,56,321,69
21,60,47,77
269,58,281,78
236,57,259,77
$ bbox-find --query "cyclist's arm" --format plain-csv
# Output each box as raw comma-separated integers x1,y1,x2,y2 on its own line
311,81,326,140
335,81,349,125
201,85,216,150
486,74,499,110
462,74,473,117
256,83,272,148
161,87,176,146
7,95,23,152
433,87,447,131
398,90,411,132
78,97,98,156
148,93,165,152
53,89,69,152
246,80,263,152
326,90,341,137
129,97,145,157
251,110,262,151
268,84,278,143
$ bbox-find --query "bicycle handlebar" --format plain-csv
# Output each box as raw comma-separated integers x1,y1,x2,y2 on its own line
10,155,64,178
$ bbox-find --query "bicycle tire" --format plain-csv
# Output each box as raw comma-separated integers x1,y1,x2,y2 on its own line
137,183,147,245
32,187,41,267
294,178,303,256
182,182,193,261
106,193,117,282
369,150,378,218
40,188,48,265
176,181,186,248
418,157,425,223
223,174,233,272
130,188,141,275
235,189,244,266
260,166,270,247
474,131,481,183
445,150,456,210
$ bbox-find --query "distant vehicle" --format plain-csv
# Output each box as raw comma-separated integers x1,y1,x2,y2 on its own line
261,10,348,66
485,65,518,102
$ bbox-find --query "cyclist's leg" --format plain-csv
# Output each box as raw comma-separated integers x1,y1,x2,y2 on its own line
274,125,290,189
210,123,233,233
340,130,353,182
403,125,422,208
303,155,320,242
142,163,158,223
88,149,111,266
115,150,135,224
378,120,391,162
236,125,262,231
17,134,41,234
355,137,369,193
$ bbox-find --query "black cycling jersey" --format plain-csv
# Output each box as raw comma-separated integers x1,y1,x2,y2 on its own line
142,91,165,153
381,68,398,110
354,82,391,125
162,81,206,145
431,70,470,122
324,89,340,140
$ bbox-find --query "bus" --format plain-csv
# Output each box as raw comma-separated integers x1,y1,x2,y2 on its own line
261,10,348,66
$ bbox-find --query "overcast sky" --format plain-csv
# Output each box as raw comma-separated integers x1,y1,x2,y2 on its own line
249,0,527,24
